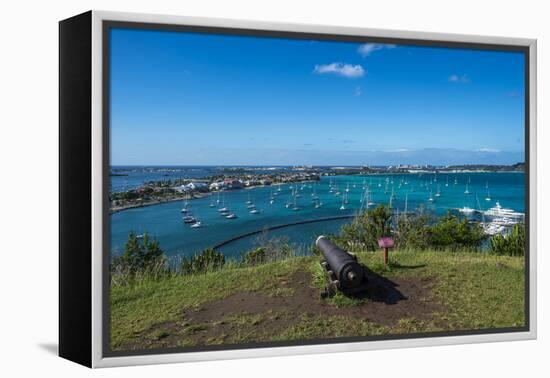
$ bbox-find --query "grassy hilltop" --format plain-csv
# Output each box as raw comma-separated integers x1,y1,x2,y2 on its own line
110,205,526,351
110,249,525,351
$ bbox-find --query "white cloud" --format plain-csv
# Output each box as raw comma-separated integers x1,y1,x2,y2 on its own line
313,62,365,78
477,147,501,153
357,43,396,57
448,74,470,83
386,148,409,153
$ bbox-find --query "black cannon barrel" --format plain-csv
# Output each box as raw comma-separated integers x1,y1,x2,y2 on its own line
316,236,364,289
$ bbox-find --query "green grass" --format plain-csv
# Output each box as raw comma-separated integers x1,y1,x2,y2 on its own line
110,250,525,350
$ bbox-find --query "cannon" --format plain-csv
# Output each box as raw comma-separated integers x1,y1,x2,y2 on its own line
316,236,369,297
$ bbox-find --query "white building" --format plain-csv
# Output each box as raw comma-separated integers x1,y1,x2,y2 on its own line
186,182,208,191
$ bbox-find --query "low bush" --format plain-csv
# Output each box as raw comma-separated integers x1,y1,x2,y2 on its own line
180,248,226,274
241,234,293,265
490,224,525,256
334,206,486,252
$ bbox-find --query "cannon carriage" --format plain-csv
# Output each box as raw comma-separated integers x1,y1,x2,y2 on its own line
316,236,370,298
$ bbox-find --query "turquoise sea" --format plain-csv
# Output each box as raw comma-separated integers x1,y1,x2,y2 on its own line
110,172,525,260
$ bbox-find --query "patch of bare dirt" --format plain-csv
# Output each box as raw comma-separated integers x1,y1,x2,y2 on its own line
119,270,444,351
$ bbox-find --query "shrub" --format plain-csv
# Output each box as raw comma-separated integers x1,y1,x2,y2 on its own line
242,247,267,266
490,224,525,256
180,248,226,274
427,213,485,251
241,234,293,265
334,208,486,252
337,205,393,251
395,214,431,250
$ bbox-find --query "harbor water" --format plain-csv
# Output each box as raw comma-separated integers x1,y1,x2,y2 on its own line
110,171,525,260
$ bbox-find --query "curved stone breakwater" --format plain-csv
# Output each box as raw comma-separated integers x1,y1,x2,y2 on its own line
211,215,356,250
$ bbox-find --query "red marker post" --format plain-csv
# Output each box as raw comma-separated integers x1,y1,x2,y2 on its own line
378,237,395,269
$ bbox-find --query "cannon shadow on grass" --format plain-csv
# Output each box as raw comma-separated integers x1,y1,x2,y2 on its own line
349,265,409,305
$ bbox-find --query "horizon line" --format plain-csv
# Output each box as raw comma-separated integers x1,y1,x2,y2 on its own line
110,162,525,167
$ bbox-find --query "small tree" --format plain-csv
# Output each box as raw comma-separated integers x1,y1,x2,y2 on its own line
395,213,431,250
490,224,525,256
119,232,165,273
339,205,393,251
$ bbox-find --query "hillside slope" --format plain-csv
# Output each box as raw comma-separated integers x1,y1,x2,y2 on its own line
110,251,525,351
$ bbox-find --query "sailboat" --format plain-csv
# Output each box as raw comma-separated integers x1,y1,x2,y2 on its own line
249,208,260,214
183,215,196,223
464,183,470,195
428,190,434,202
435,184,441,197
311,184,318,200
209,193,216,207
270,187,275,204
445,177,449,187
245,193,252,205
367,189,374,206
180,199,189,213
340,194,346,210
285,194,293,208
218,193,230,213
292,192,300,211
485,188,492,201
190,220,202,228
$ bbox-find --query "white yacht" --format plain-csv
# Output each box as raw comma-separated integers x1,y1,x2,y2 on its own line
483,222,504,235
484,202,523,218
459,206,475,215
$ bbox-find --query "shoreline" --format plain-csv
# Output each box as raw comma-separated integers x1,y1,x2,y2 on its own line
110,181,312,214
110,193,207,214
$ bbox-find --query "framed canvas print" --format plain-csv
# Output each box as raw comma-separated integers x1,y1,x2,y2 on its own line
59,10,537,368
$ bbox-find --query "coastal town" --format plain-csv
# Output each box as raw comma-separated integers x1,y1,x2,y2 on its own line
110,171,321,213
109,163,524,213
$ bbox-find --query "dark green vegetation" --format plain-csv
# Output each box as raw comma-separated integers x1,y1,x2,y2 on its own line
333,206,487,253
110,206,526,351
490,224,526,257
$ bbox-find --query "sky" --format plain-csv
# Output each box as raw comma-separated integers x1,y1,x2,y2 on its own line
109,28,526,166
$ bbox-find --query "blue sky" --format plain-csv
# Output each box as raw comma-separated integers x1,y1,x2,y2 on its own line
109,28,525,166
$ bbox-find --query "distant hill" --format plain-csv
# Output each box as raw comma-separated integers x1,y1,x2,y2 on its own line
440,162,525,172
